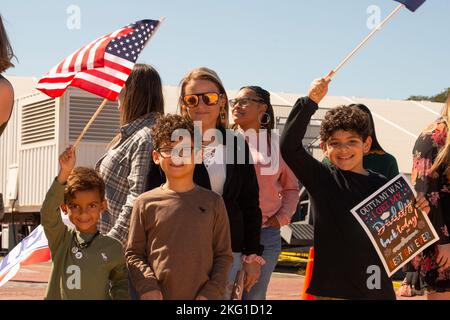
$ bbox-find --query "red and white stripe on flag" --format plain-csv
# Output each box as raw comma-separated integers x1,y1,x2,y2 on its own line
0,225,51,287
36,19,160,101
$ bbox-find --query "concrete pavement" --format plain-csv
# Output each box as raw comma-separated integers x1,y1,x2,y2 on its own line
0,262,424,300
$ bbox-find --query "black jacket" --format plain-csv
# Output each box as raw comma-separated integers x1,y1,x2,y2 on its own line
146,129,263,255
280,97,395,300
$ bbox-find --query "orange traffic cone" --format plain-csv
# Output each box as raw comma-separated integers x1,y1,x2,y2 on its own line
301,247,315,300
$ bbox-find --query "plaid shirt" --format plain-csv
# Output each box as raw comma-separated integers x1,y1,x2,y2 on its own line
96,114,155,245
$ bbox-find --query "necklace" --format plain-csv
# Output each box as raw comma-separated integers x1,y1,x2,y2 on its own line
203,144,217,168
71,231,100,259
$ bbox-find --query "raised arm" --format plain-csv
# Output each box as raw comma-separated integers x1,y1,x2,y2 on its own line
280,75,332,194
41,146,75,252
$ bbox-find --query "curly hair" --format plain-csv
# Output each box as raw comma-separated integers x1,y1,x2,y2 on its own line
150,114,194,150
320,105,371,142
64,167,105,204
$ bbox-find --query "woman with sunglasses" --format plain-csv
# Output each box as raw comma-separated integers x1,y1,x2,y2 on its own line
146,67,264,299
231,86,300,300
0,14,15,137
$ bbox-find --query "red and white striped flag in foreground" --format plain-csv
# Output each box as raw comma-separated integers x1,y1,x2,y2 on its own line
37,19,160,100
0,225,50,287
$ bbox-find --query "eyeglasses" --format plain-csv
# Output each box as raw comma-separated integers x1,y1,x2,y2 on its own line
229,98,265,108
156,146,194,159
182,92,222,108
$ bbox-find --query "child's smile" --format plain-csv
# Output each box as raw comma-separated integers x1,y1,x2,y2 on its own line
62,189,106,233
323,129,372,174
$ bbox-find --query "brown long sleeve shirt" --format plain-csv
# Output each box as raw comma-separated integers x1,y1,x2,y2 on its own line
125,185,233,300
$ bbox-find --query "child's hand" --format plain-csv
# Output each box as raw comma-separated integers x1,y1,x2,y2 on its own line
140,290,163,300
415,192,430,215
57,146,76,184
243,261,261,292
266,216,281,229
195,295,208,300
308,71,333,104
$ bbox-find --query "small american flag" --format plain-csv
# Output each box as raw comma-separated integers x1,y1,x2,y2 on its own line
37,19,160,101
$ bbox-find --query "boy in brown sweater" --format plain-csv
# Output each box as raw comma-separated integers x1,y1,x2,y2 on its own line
125,114,233,300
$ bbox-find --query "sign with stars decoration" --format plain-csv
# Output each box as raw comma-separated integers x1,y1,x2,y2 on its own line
351,174,438,277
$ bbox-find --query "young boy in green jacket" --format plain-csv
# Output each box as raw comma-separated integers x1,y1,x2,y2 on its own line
41,146,129,299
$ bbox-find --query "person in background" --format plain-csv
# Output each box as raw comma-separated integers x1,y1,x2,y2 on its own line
231,86,300,300
96,64,164,245
351,104,399,180
0,14,15,137
410,94,450,300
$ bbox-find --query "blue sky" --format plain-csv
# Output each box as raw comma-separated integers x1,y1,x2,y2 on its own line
2,0,448,99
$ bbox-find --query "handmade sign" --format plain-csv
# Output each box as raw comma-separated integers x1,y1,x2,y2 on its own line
351,174,439,277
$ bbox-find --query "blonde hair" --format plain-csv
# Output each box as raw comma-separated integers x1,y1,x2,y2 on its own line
430,95,450,176
178,67,229,129
0,15,16,73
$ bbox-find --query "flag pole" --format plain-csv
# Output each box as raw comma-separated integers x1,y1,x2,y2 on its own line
73,98,109,148
72,18,166,148
328,4,404,79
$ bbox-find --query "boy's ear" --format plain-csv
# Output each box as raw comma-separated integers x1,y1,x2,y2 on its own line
320,141,329,157
152,150,160,165
60,204,68,215
363,136,372,154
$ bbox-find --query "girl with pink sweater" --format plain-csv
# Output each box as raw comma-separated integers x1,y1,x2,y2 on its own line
231,86,300,300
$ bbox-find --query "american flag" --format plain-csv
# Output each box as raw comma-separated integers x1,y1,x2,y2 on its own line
37,19,160,101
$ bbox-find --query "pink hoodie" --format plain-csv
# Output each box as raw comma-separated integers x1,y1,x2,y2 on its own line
246,133,300,228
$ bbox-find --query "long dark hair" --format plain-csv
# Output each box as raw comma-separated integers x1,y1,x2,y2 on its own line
0,15,16,73
350,104,385,153
119,63,164,126
109,64,164,148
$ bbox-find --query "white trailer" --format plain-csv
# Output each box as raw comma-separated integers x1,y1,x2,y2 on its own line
0,87,125,249
0,81,184,250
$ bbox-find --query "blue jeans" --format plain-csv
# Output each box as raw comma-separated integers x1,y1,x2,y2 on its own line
223,252,243,300
243,227,281,300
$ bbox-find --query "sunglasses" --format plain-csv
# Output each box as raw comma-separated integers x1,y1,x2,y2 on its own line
229,98,265,108
182,92,222,108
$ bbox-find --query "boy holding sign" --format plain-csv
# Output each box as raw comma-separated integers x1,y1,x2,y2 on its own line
280,74,430,300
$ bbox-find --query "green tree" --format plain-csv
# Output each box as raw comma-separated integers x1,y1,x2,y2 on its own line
408,88,449,103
